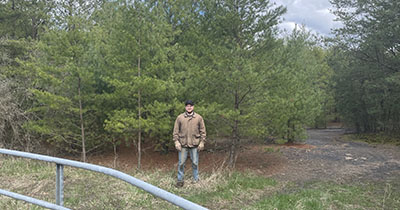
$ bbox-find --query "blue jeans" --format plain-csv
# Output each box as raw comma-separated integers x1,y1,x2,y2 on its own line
177,147,199,182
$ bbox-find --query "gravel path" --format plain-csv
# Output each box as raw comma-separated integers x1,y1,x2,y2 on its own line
275,129,400,183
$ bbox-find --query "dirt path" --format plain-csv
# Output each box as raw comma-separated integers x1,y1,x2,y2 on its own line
274,129,400,183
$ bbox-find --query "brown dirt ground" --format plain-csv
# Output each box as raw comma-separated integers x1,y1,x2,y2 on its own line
86,128,400,185
86,142,299,177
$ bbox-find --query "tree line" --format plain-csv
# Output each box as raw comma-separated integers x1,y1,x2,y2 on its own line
329,0,400,134
1,0,397,167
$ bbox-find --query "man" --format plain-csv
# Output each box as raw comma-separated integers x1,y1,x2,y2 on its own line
173,100,206,187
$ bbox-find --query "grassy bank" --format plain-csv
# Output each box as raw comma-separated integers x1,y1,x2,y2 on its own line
0,157,399,209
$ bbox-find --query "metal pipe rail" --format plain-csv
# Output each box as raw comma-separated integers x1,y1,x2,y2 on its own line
0,189,70,210
0,148,208,210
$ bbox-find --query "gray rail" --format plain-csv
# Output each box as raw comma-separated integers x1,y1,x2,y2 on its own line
0,189,70,210
0,148,208,210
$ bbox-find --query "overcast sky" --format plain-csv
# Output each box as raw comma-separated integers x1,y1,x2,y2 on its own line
271,0,343,37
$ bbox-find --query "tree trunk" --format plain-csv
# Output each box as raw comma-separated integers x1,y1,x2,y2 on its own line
78,77,86,162
113,139,118,168
137,37,142,170
287,119,295,143
138,89,141,169
228,119,239,168
31,16,38,40
228,91,240,168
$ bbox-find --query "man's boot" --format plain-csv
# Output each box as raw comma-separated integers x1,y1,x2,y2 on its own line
176,181,184,188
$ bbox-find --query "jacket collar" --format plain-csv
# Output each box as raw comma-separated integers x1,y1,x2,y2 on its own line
184,111,196,118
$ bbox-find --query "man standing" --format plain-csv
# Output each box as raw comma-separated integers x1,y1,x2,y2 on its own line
173,100,206,187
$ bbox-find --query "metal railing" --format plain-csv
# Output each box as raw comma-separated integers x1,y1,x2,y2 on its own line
0,148,208,210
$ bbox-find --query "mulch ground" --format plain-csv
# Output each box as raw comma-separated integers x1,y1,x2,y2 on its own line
86,142,314,177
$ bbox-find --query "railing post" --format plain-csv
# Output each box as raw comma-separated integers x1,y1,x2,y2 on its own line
56,164,64,206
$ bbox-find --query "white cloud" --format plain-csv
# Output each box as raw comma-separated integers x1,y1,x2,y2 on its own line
272,0,342,36
280,21,297,32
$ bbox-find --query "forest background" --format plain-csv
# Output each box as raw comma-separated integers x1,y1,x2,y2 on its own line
0,0,399,168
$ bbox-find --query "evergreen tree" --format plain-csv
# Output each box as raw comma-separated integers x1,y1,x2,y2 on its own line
181,0,286,167
97,0,181,167
23,0,104,160
252,28,331,142
330,0,400,133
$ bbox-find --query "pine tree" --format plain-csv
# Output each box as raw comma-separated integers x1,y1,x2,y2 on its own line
182,0,286,167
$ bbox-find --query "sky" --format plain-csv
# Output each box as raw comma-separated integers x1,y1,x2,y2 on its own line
271,0,343,37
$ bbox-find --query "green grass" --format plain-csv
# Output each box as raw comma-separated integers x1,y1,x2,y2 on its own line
274,139,288,144
186,172,277,207
1,157,399,209
251,181,400,210
344,133,400,145
264,147,280,153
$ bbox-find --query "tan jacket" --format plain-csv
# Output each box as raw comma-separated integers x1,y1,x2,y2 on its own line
173,112,206,147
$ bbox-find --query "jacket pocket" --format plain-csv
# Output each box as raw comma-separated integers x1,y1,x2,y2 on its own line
193,134,201,145
179,135,187,145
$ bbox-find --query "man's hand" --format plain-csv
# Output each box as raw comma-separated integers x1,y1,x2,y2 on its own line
175,141,182,151
198,141,205,151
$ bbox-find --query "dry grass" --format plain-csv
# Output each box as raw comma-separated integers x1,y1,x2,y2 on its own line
0,157,277,209
1,157,399,210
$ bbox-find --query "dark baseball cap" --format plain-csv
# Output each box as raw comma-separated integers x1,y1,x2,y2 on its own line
185,100,194,106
